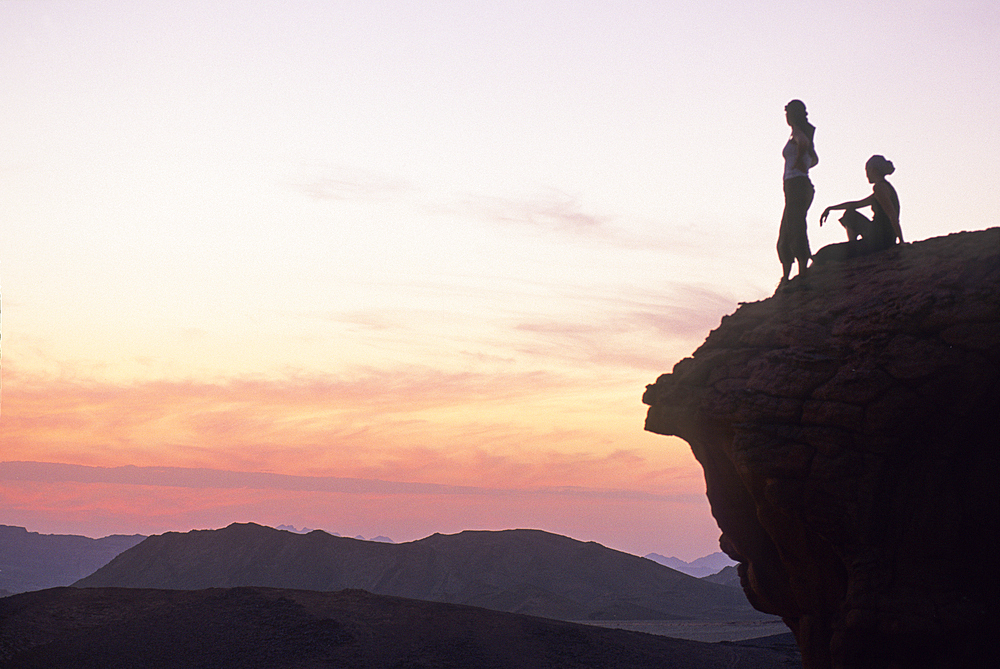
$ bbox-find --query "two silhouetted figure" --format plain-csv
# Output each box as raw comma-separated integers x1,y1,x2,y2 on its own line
777,101,903,283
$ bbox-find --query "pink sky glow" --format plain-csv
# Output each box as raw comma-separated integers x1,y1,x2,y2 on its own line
2,0,999,561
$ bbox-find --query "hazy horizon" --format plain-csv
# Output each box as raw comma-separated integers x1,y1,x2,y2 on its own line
3,1,998,562
2,459,715,559
2,474,731,565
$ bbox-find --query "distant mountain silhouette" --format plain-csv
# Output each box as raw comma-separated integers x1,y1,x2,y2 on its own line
274,524,313,534
0,525,145,595
0,586,799,669
644,551,737,577
75,523,767,622
701,565,741,588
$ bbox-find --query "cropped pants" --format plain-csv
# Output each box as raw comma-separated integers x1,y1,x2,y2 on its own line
777,176,814,269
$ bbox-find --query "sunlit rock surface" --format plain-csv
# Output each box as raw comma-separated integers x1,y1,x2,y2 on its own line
644,228,1000,669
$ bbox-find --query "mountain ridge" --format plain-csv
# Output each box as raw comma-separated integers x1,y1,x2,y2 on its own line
74,522,767,622
644,551,736,577
0,525,146,595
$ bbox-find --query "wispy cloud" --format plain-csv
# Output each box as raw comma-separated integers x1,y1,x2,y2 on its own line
476,190,610,235
0,461,701,503
291,163,728,262
500,282,739,370
296,168,616,240
446,188,750,258
622,284,741,339
294,165,411,201
0,363,693,492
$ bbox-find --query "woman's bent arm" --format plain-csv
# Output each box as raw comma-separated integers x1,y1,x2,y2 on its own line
820,194,876,224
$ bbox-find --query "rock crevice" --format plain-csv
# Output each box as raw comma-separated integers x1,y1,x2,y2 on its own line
643,229,1000,668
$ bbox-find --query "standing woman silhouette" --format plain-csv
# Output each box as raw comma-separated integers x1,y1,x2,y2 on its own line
777,100,818,282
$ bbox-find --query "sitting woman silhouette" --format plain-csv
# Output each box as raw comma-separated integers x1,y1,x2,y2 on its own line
819,155,903,255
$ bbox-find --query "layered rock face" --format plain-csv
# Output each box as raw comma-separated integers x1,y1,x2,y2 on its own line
643,229,1000,669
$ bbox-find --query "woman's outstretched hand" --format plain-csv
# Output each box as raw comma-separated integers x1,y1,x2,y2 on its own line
819,207,831,225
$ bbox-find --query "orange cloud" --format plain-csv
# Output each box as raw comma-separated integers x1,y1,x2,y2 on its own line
0,364,699,493
0,354,715,558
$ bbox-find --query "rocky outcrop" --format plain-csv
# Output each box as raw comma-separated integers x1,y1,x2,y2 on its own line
643,229,1000,669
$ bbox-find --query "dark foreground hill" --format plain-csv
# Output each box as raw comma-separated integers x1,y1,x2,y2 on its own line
0,525,145,595
75,523,767,623
0,586,800,669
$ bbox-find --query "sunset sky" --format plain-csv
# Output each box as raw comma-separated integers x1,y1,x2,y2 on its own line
2,0,998,560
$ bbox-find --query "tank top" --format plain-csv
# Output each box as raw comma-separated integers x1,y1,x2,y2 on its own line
783,137,816,181
869,181,901,250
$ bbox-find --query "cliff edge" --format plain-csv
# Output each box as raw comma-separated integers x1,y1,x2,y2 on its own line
643,228,1000,669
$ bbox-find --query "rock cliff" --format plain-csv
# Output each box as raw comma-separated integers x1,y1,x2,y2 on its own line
643,228,1000,669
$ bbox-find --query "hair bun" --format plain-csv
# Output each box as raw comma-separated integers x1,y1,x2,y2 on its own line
866,155,894,176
